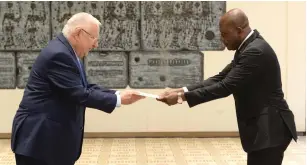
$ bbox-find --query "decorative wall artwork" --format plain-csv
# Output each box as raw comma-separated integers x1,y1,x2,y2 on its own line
16,52,39,89
0,1,226,89
52,1,140,51
129,51,204,88
0,1,50,50
141,1,225,51
84,52,128,88
0,52,16,89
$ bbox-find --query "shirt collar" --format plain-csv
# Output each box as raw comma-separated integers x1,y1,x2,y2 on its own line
63,35,80,61
238,30,254,50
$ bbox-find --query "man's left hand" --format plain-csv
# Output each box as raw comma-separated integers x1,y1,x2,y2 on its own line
157,91,184,106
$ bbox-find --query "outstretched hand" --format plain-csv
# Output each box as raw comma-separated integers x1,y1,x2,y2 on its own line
120,90,145,105
156,88,185,106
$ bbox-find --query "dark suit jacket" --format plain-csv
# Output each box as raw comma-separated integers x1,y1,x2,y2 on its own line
184,30,297,153
11,33,118,164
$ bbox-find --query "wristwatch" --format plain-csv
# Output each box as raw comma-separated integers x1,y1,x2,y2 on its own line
177,92,183,104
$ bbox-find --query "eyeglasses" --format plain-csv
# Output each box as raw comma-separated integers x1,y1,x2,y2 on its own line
81,29,98,41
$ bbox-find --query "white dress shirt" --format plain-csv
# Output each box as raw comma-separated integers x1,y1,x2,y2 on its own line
238,30,254,50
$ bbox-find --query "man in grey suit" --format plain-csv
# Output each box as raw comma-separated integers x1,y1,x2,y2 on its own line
158,8,297,165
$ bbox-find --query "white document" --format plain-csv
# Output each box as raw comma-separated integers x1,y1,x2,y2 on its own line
137,91,160,99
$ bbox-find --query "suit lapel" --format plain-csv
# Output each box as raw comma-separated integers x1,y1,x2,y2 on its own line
233,50,240,65
56,33,87,86
234,29,261,64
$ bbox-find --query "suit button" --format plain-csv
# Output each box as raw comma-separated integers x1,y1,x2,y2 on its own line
80,127,84,130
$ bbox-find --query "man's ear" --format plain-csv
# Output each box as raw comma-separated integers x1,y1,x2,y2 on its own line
236,27,243,33
71,28,82,40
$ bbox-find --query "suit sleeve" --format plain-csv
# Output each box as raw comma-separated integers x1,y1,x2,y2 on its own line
47,52,117,113
87,83,116,94
186,61,234,91
185,48,264,107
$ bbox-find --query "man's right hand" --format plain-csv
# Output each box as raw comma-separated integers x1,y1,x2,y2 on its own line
120,90,145,105
158,87,184,99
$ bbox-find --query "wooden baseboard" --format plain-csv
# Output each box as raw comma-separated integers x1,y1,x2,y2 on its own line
0,133,10,139
0,132,305,139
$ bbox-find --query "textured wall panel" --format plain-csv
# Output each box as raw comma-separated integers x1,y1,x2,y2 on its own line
0,2,50,50
84,52,128,88
0,52,16,89
141,1,225,51
16,52,39,89
129,51,203,88
51,1,86,37
52,1,140,51
99,2,140,51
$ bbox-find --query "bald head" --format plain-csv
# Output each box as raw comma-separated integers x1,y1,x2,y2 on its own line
220,8,249,30
219,8,252,50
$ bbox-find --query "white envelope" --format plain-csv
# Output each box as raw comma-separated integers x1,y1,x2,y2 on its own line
137,91,160,99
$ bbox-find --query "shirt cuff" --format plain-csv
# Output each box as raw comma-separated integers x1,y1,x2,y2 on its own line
115,91,121,107
182,87,189,92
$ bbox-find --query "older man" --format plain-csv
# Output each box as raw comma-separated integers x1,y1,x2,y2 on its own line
158,8,297,165
11,12,144,165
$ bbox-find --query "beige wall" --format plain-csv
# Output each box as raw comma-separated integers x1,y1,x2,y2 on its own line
0,1,305,134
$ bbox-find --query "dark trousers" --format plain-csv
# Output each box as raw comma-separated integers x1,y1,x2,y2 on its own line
15,154,48,165
247,140,292,165
15,154,75,165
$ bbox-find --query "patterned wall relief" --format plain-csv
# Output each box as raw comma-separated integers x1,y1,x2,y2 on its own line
0,1,226,89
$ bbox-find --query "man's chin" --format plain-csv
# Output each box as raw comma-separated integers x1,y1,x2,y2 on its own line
226,46,235,51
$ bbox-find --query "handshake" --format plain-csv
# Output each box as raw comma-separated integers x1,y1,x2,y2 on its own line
120,88,186,106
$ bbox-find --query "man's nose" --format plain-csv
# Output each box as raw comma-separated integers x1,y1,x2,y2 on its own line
93,40,98,48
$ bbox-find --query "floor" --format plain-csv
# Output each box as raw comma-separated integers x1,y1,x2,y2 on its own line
0,137,305,165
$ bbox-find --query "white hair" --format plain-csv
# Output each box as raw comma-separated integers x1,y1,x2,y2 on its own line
62,12,101,37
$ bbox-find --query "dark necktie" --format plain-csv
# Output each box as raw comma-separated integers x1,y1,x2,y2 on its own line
76,58,86,84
